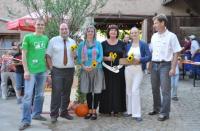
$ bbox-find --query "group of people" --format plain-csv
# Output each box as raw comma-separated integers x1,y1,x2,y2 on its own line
1,13,181,130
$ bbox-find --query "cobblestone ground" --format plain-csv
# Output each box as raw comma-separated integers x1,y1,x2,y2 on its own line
0,74,200,131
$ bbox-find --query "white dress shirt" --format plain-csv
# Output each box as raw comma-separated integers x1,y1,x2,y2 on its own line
46,36,76,68
150,29,181,62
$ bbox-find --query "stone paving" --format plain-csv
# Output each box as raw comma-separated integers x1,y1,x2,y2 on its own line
0,74,200,131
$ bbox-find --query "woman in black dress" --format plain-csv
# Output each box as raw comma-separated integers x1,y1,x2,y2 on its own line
99,24,126,115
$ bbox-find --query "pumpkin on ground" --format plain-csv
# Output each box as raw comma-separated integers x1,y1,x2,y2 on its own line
75,104,89,117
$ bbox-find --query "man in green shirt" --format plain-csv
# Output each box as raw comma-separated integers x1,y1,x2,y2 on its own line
19,18,48,130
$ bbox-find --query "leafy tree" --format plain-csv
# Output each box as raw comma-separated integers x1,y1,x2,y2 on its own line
15,0,107,103
17,0,107,38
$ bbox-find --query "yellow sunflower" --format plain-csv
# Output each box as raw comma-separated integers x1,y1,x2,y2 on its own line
127,54,134,62
109,52,117,61
109,52,113,57
92,60,97,68
113,53,117,60
71,44,78,51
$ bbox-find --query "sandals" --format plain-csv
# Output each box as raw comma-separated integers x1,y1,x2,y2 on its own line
90,113,97,120
84,113,92,119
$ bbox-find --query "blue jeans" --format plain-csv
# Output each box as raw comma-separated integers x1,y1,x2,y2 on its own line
21,72,47,124
151,62,171,116
171,74,179,98
15,73,24,91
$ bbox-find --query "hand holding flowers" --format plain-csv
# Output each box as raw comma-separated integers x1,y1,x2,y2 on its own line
71,44,78,52
127,53,134,62
92,60,97,68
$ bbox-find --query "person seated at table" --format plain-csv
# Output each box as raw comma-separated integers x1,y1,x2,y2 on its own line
181,36,191,53
189,35,200,58
1,51,18,100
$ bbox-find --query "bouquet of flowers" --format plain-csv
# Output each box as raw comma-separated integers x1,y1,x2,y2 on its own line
109,52,117,66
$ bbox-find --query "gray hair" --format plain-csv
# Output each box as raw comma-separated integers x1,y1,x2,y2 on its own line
84,25,97,40
153,14,168,26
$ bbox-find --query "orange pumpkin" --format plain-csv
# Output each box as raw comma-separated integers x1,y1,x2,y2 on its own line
75,104,89,117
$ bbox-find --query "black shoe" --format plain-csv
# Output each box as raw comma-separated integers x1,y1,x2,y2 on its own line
19,123,30,130
133,117,143,122
157,115,169,121
172,97,179,101
113,112,120,117
32,115,47,121
90,113,97,120
60,113,74,120
84,113,92,119
123,113,131,117
148,111,159,115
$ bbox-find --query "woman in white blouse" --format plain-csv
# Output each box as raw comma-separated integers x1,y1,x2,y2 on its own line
125,27,151,121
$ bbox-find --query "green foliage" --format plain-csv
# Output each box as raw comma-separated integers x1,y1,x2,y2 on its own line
17,0,107,38
119,30,130,40
75,65,86,104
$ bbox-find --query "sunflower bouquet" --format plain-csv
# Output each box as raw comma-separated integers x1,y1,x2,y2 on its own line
109,52,117,61
71,44,78,51
127,53,134,63
109,52,117,66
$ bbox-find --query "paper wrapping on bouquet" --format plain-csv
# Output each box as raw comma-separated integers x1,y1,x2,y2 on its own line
119,58,134,65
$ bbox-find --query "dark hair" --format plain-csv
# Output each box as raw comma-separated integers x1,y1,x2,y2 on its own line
153,14,168,26
106,24,119,38
11,41,17,46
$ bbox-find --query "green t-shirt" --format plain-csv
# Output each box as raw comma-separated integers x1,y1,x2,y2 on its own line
22,33,49,74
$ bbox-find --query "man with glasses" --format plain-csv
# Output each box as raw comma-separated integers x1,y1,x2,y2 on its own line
19,18,49,130
46,23,76,123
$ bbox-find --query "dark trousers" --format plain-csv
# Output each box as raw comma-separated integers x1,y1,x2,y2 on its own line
151,62,171,116
87,93,100,109
50,67,74,118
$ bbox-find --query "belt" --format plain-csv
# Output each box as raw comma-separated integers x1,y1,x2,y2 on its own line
152,61,171,64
